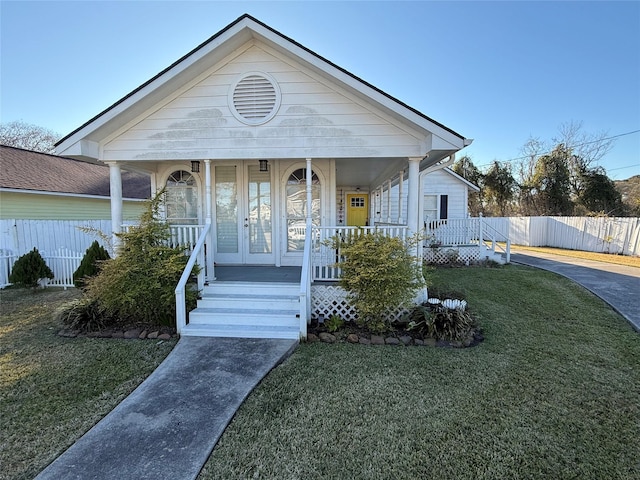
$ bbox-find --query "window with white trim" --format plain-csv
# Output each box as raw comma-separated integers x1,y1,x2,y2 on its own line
165,170,198,224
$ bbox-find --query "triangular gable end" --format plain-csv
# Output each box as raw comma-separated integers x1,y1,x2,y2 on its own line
55,14,470,165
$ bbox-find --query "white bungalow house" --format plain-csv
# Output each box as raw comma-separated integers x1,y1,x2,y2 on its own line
55,14,476,339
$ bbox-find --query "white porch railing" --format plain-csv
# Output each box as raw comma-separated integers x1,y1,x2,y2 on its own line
425,215,510,263
122,224,204,255
312,225,410,281
175,224,210,334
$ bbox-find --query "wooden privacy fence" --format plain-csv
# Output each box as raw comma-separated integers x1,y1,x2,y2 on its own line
480,216,640,256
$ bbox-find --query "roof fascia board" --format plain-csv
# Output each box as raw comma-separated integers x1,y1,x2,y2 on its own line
0,187,147,201
443,167,481,192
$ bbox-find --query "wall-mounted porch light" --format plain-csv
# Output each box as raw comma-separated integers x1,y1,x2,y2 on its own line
191,161,200,173
259,159,269,172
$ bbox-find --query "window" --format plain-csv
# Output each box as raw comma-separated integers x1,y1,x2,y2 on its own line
350,196,365,208
165,170,198,224
423,194,448,225
286,168,320,252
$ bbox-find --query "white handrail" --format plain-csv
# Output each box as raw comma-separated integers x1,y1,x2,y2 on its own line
299,218,313,339
175,223,210,334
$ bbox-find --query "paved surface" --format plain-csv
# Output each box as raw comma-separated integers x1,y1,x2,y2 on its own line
36,337,298,480
511,249,640,332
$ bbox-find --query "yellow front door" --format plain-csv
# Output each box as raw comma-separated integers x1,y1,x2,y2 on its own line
346,194,369,226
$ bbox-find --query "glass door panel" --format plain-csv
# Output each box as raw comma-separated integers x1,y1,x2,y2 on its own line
215,166,241,262
246,165,273,263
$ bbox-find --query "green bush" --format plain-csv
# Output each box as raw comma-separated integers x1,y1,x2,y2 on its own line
9,248,54,289
73,240,110,289
54,297,111,332
325,314,344,333
81,189,200,328
329,230,424,334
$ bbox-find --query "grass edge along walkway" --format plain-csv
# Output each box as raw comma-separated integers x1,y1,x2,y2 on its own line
199,265,640,480
510,244,640,268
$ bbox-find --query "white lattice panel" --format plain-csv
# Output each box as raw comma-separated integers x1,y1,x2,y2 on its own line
311,285,427,322
424,246,480,265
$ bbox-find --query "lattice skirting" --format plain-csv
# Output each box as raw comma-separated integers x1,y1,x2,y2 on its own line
311,284,428,322
423,245,480,265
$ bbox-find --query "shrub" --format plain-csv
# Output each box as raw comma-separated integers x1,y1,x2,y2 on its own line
9,248,54,289
83,189,200,328
325,314,344,333
329,230,424,334
73,240,111,289
407,303,476,341
54,297,110,332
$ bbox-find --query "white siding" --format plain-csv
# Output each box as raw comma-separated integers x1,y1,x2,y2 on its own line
423,169,469,219
103,45,426,161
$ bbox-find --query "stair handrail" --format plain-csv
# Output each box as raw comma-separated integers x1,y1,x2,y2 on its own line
299,218,313,339
479,216,511,263
175,223,211,334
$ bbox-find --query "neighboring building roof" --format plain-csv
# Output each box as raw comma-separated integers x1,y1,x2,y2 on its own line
0,145,150,199
442,168,481,192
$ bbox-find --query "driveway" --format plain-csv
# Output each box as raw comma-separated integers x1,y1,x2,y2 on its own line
510,248,640,332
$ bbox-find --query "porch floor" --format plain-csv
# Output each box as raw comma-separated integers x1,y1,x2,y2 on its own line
211,266,301,283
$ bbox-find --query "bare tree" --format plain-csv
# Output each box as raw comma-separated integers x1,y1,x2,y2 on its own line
0,120,60,154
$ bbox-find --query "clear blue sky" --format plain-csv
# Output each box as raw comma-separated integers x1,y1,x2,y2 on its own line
1,1,639,179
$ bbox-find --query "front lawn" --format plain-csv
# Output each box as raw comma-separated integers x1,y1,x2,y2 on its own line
200,265,640,479
0,288,176,480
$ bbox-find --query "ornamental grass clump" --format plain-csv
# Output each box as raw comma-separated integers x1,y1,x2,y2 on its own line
329,230,424,334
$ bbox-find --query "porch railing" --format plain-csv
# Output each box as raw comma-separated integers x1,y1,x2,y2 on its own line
175,224,210,334
122,224,204,255
312,225,410,281
425,216,510,263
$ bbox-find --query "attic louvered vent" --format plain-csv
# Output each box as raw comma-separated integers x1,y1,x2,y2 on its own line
230,72,281,125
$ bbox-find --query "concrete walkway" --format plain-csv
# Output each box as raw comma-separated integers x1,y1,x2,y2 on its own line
511,249,640,332
36,337,298,480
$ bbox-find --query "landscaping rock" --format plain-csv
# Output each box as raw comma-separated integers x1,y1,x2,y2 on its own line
158,333,172,340
147,331,159,339
124,329,141,339
307,333,319,343
385,337,401,345
424,338,437,347
346,334,359,344
111,331,124,339
414,339,424,346
370,335,385,345
399,335,413,346
358,337,371,345
319,332,336,343
139,330,148,340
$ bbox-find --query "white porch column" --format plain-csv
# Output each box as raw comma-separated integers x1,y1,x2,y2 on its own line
407,157,421,251
106,161,123,254
306,158,313,223
397,169,404,224
386,179,392,223
204,159,215,281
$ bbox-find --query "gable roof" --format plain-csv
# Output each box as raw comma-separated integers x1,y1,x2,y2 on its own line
443,167,481,192
0,145,150,199
55,14,469,160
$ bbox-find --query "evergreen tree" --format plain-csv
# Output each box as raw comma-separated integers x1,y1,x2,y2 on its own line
9,248,54,289
73,241,111,289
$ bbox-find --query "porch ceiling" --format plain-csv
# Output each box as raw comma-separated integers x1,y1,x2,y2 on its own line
335,158,404,187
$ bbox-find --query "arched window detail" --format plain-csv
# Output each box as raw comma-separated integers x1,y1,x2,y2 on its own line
165,170,198,224
286,168,320,252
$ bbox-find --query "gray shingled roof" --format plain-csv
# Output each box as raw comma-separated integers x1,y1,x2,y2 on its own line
0,145,150,199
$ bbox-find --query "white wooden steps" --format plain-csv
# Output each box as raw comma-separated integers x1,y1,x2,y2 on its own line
180,281,300,339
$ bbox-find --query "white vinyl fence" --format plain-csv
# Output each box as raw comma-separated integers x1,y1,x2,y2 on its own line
0,219,113,289
481,216,640,256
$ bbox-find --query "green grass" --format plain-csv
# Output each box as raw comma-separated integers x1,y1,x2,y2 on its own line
0,287,176,480
510,244,640,268
199,265,640,480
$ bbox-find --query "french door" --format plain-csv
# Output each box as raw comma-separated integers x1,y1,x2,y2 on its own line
214,162,274,264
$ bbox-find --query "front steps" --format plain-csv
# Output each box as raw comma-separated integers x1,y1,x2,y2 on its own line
180,282,301,339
